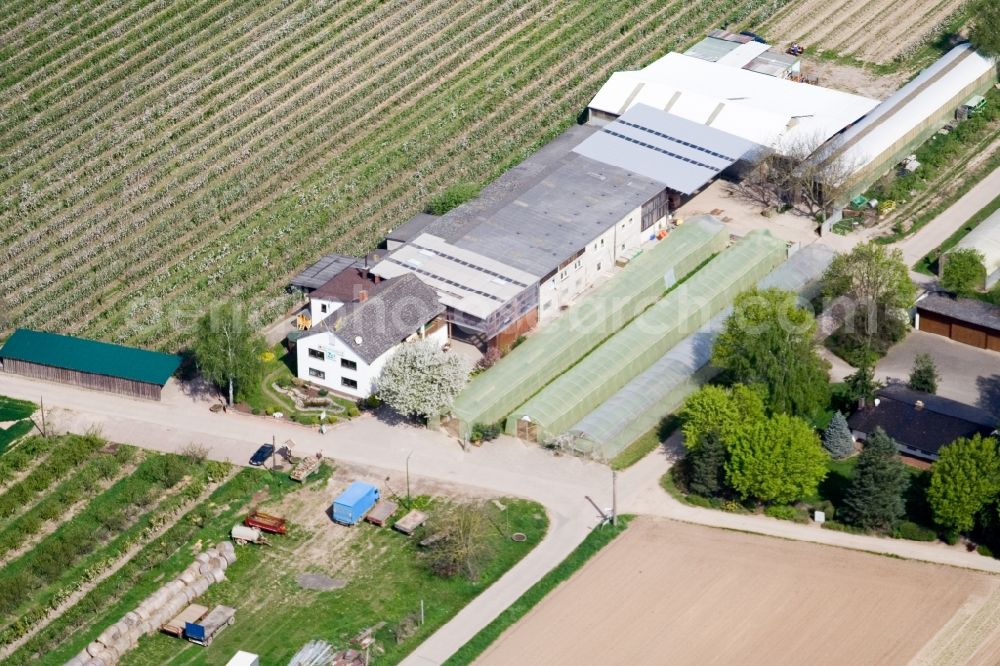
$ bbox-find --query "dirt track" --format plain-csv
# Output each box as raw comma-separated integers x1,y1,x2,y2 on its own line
477,518,999,666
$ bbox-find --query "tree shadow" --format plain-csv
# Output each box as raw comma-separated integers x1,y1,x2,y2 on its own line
976,374,1000,418
817,467,853,507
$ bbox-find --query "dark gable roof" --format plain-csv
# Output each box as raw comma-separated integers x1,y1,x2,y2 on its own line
317,273,443,364
917,293,1000,331
848,384,997,456
310,267,376,303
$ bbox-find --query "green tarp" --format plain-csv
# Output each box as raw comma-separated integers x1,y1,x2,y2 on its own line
0,329,181,385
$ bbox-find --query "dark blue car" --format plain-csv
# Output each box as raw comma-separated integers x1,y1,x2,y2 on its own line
249,443,274,466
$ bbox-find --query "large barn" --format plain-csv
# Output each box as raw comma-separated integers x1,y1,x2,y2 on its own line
0,329,181,401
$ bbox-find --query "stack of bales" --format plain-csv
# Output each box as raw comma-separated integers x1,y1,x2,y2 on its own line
65,541,236,666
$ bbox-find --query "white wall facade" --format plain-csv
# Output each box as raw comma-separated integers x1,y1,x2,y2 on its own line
296,322,449,399
308,298,345,326
539,204,663,321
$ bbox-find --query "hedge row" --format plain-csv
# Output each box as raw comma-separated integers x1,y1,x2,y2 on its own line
6,468,281,664
0,446,134,561
0,452,191,623
0,435,106,519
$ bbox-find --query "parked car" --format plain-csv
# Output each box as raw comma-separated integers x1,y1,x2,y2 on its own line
249,443,274,466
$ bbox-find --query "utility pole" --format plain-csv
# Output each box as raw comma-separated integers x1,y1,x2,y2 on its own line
39,395,46,437
271,434,276,472
612,470,618,526
420,599,425,625
406,450,413,508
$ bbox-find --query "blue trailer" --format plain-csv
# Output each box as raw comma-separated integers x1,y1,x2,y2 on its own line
332,481,380,525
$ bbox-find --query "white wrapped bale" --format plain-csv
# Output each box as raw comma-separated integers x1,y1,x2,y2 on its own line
85,641,107,658
66,654,87,666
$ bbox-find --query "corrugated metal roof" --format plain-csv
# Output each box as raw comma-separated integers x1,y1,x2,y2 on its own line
685,37,743,62
291,253,362,290
387,213,438,244
813,44,996,173
952,208,1000,285
744,51,798,77
715,41,770,67
0,329,181,386
917,293,1000,332
573,104,757,194
371,233,540,320
588,53,878,153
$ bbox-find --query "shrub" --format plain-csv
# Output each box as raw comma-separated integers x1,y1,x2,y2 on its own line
346,404,360,418
892,521,937,542
181,442,209,464
470,422,503,443
318,388,329,397
822,520,865,534
941,530,960,545
764,505,801,522
425,182,480,215
978,544,994,558
684,494,717,509
251,408,261,416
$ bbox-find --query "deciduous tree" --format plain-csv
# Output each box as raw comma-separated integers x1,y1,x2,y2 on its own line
822,411,854,459
821,243,916,353
725,413,828,504
841,429,909,532
928,434,1000,533
969,0,1000,57
192,302,266,405
908,353,939,394
941,248,986,295
679,384,764,451
377,340,470,419
712,288,830,417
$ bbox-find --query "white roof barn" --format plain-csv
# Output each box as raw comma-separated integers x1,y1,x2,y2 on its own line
588,52,879,153
950,208,1000,289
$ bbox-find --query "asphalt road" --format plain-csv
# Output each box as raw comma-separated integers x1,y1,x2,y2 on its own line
2,373,1000,666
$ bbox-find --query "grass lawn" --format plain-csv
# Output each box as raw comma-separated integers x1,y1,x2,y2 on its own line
609,417,679,471
240,344,357,426
0,395,37,455
118,494,548,665
444,516,633,665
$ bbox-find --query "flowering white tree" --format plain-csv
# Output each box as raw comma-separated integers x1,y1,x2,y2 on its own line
377,340,471,419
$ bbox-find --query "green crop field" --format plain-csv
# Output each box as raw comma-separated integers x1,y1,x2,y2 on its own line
0,0,789,352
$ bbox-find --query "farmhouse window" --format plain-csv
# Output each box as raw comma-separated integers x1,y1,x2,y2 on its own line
308,348,324,360
341,358,357,371
320,303,328,314
341,377,358,389
308,368,325,380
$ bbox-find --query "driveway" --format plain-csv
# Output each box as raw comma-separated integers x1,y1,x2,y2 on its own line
3,372,1000,666
895,166,1000,268
875,330,1000,417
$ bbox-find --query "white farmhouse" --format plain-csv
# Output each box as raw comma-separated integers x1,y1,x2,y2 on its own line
294,273,445,399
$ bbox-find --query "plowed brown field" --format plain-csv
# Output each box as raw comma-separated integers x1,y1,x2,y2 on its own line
477,518,1000,666
759,0,964,65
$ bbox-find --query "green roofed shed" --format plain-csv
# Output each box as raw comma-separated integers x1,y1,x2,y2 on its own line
0,329,181,400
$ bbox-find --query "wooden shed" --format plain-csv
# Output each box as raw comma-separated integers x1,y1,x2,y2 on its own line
916,294,1000,351
0,329,181,400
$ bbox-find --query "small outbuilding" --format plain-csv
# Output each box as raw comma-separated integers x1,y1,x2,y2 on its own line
947,208,1000,289
915,293,1000,351
0,329,180,400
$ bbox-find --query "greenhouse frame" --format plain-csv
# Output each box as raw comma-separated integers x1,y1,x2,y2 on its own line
506,230,787,442
447,216,728,438
566,244,836,460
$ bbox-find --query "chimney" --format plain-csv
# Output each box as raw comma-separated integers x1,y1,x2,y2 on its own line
915,400,924,411
358,290,368,303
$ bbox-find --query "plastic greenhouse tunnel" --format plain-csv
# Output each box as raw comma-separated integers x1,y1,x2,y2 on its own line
448,215,728,439
566,244,837,460
506,229,788,443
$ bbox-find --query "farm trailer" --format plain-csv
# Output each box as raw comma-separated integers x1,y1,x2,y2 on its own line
186,605,237,646
332,481,380,526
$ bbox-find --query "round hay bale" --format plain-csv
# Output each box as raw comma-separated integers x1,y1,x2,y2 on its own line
181,587,196,603
138,620,153,635
198,562,214,575
123,611,141,628
134,606,151,622
66,655,87,666
85,641,106,658
208,568,226,584
220,550,237,565
205,547,220,559
194,553,211,564
208,556,223,569
192,578,210,596
178,570,198,585
101,645,120,662
164,580,185,595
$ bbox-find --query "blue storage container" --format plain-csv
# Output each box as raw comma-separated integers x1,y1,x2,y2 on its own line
332,481,380,525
